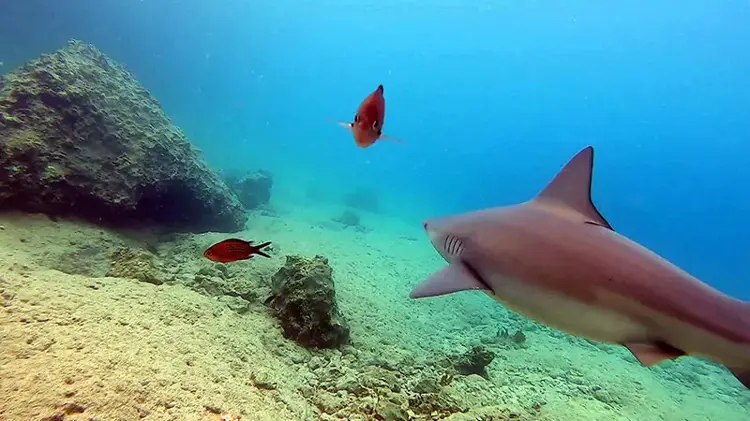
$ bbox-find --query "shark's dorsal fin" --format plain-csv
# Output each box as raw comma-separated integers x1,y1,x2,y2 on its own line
533,146,613,231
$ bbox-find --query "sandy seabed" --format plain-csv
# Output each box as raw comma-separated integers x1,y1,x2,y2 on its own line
1,203,749,421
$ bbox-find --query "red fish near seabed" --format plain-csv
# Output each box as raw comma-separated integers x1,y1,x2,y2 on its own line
337,84,402,148
203,239,272,263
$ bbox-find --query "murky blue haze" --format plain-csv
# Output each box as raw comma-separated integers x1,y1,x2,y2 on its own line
0,0,748,298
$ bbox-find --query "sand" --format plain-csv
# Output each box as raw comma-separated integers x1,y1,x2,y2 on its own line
1,203,749,421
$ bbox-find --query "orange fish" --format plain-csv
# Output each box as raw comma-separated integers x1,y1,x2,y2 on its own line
337,84,402,148
203,239,272,263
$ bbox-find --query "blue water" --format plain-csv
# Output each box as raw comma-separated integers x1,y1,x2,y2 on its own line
1,0,748,300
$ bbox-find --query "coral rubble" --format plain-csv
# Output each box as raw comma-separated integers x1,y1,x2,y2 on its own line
0,40,245,233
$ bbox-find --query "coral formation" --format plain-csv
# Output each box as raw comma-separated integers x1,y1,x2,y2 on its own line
267,255,350,348
0,40,246,233
225,170,273,210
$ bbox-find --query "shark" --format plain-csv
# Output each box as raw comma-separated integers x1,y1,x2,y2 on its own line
410,145,750,389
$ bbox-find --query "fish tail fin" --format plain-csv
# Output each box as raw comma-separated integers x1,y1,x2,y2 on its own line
728,367,750,389
380,133,404,143
253,241,272,258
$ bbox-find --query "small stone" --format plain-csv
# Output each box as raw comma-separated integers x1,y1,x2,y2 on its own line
107,248,165,285
204,404,223,414
412,376,440,394
334,374,360,392
290,352,309,364
63,402,86,414
449,345,495,379
375,400,408,421
134,405,151,418
40,414,65,421
531,400,546,410
88,283,100,290
250,371,277,390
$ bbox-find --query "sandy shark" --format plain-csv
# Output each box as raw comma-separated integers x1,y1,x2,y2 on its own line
410,146,750,388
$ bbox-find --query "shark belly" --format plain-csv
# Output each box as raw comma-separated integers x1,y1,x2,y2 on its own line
595,286,750,368
486,272,650,344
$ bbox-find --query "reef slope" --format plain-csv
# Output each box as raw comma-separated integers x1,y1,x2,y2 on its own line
0,40,245,233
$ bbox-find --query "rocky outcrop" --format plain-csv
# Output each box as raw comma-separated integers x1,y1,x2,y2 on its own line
225,170,272,210
333,209,360,227
0,40,246,233
332,209,370,233
343,187,379,213
268,255,349,348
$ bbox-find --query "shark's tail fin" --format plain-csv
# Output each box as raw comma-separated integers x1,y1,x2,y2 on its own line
728,367,750,389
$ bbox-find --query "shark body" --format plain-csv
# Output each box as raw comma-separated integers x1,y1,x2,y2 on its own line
410,146,750,388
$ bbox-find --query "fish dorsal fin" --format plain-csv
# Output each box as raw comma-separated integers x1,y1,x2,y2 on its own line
533,146,613,231
376,84,384,95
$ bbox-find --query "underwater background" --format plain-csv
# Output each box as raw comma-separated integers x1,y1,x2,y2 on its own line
3,0,747,296
1,1,750,420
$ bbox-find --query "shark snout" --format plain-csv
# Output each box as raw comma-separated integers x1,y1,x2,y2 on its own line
422,221,444,259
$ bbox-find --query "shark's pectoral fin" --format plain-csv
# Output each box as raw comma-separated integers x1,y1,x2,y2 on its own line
623,341,686,366
728,367,750,389
409,263,491,299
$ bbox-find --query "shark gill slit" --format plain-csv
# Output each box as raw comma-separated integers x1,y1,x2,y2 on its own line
444,235,463,257
444,235,491,292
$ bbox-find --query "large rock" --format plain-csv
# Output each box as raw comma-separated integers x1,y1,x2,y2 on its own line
268,255,350,349
225,169,272,210
0,40,246,233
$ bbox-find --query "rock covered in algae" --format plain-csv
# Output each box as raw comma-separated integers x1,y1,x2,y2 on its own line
106,247,167,285
446,345,495,379
268,255,350,348
225,169,273,210
0,40,245,233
